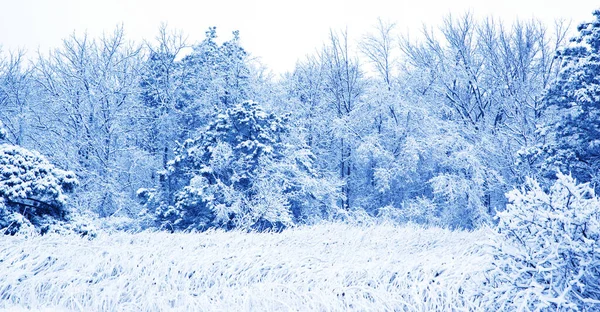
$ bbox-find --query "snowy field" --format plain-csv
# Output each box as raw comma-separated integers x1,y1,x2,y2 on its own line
0,223,493,311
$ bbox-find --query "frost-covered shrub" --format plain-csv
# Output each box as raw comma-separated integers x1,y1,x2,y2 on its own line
0,143,79,235
485,173,600,311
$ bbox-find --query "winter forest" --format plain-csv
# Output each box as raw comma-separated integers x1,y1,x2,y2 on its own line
2,7,600,311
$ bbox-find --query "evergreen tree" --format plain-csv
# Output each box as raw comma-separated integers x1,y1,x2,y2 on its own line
141,101,338,231
539,11,600,188
178,27,251,124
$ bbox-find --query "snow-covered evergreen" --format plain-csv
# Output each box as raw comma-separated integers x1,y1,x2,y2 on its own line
0,122,79,234
141,101,338,231
533,11,600,190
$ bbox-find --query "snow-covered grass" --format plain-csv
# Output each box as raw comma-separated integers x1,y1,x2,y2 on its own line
0,223,493,311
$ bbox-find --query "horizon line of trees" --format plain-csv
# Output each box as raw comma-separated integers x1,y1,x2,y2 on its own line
1,9,600,232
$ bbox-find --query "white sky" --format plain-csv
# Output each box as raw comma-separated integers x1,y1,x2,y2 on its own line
0,0,598,73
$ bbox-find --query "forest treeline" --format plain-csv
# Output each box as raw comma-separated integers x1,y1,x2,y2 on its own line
1,10,600,232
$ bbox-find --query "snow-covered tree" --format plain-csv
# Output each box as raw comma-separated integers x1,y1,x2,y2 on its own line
178,27,251,122
321,29,365,210
397,14,568,226
138,24,188,169
33,27,147,217
283,56,334,176
142,101,338,231
533,11,600,189
486,173,600,310
0,49,33,146
137,26,252,175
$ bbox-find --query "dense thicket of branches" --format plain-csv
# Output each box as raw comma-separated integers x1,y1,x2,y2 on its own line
0,10,592,231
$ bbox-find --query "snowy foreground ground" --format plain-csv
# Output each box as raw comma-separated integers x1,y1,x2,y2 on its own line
0,223,494,311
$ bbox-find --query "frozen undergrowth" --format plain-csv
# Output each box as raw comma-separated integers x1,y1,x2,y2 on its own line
0,223,492,311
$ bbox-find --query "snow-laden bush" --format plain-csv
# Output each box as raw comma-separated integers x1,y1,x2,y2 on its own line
485,173,600,311
0,143,79,235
